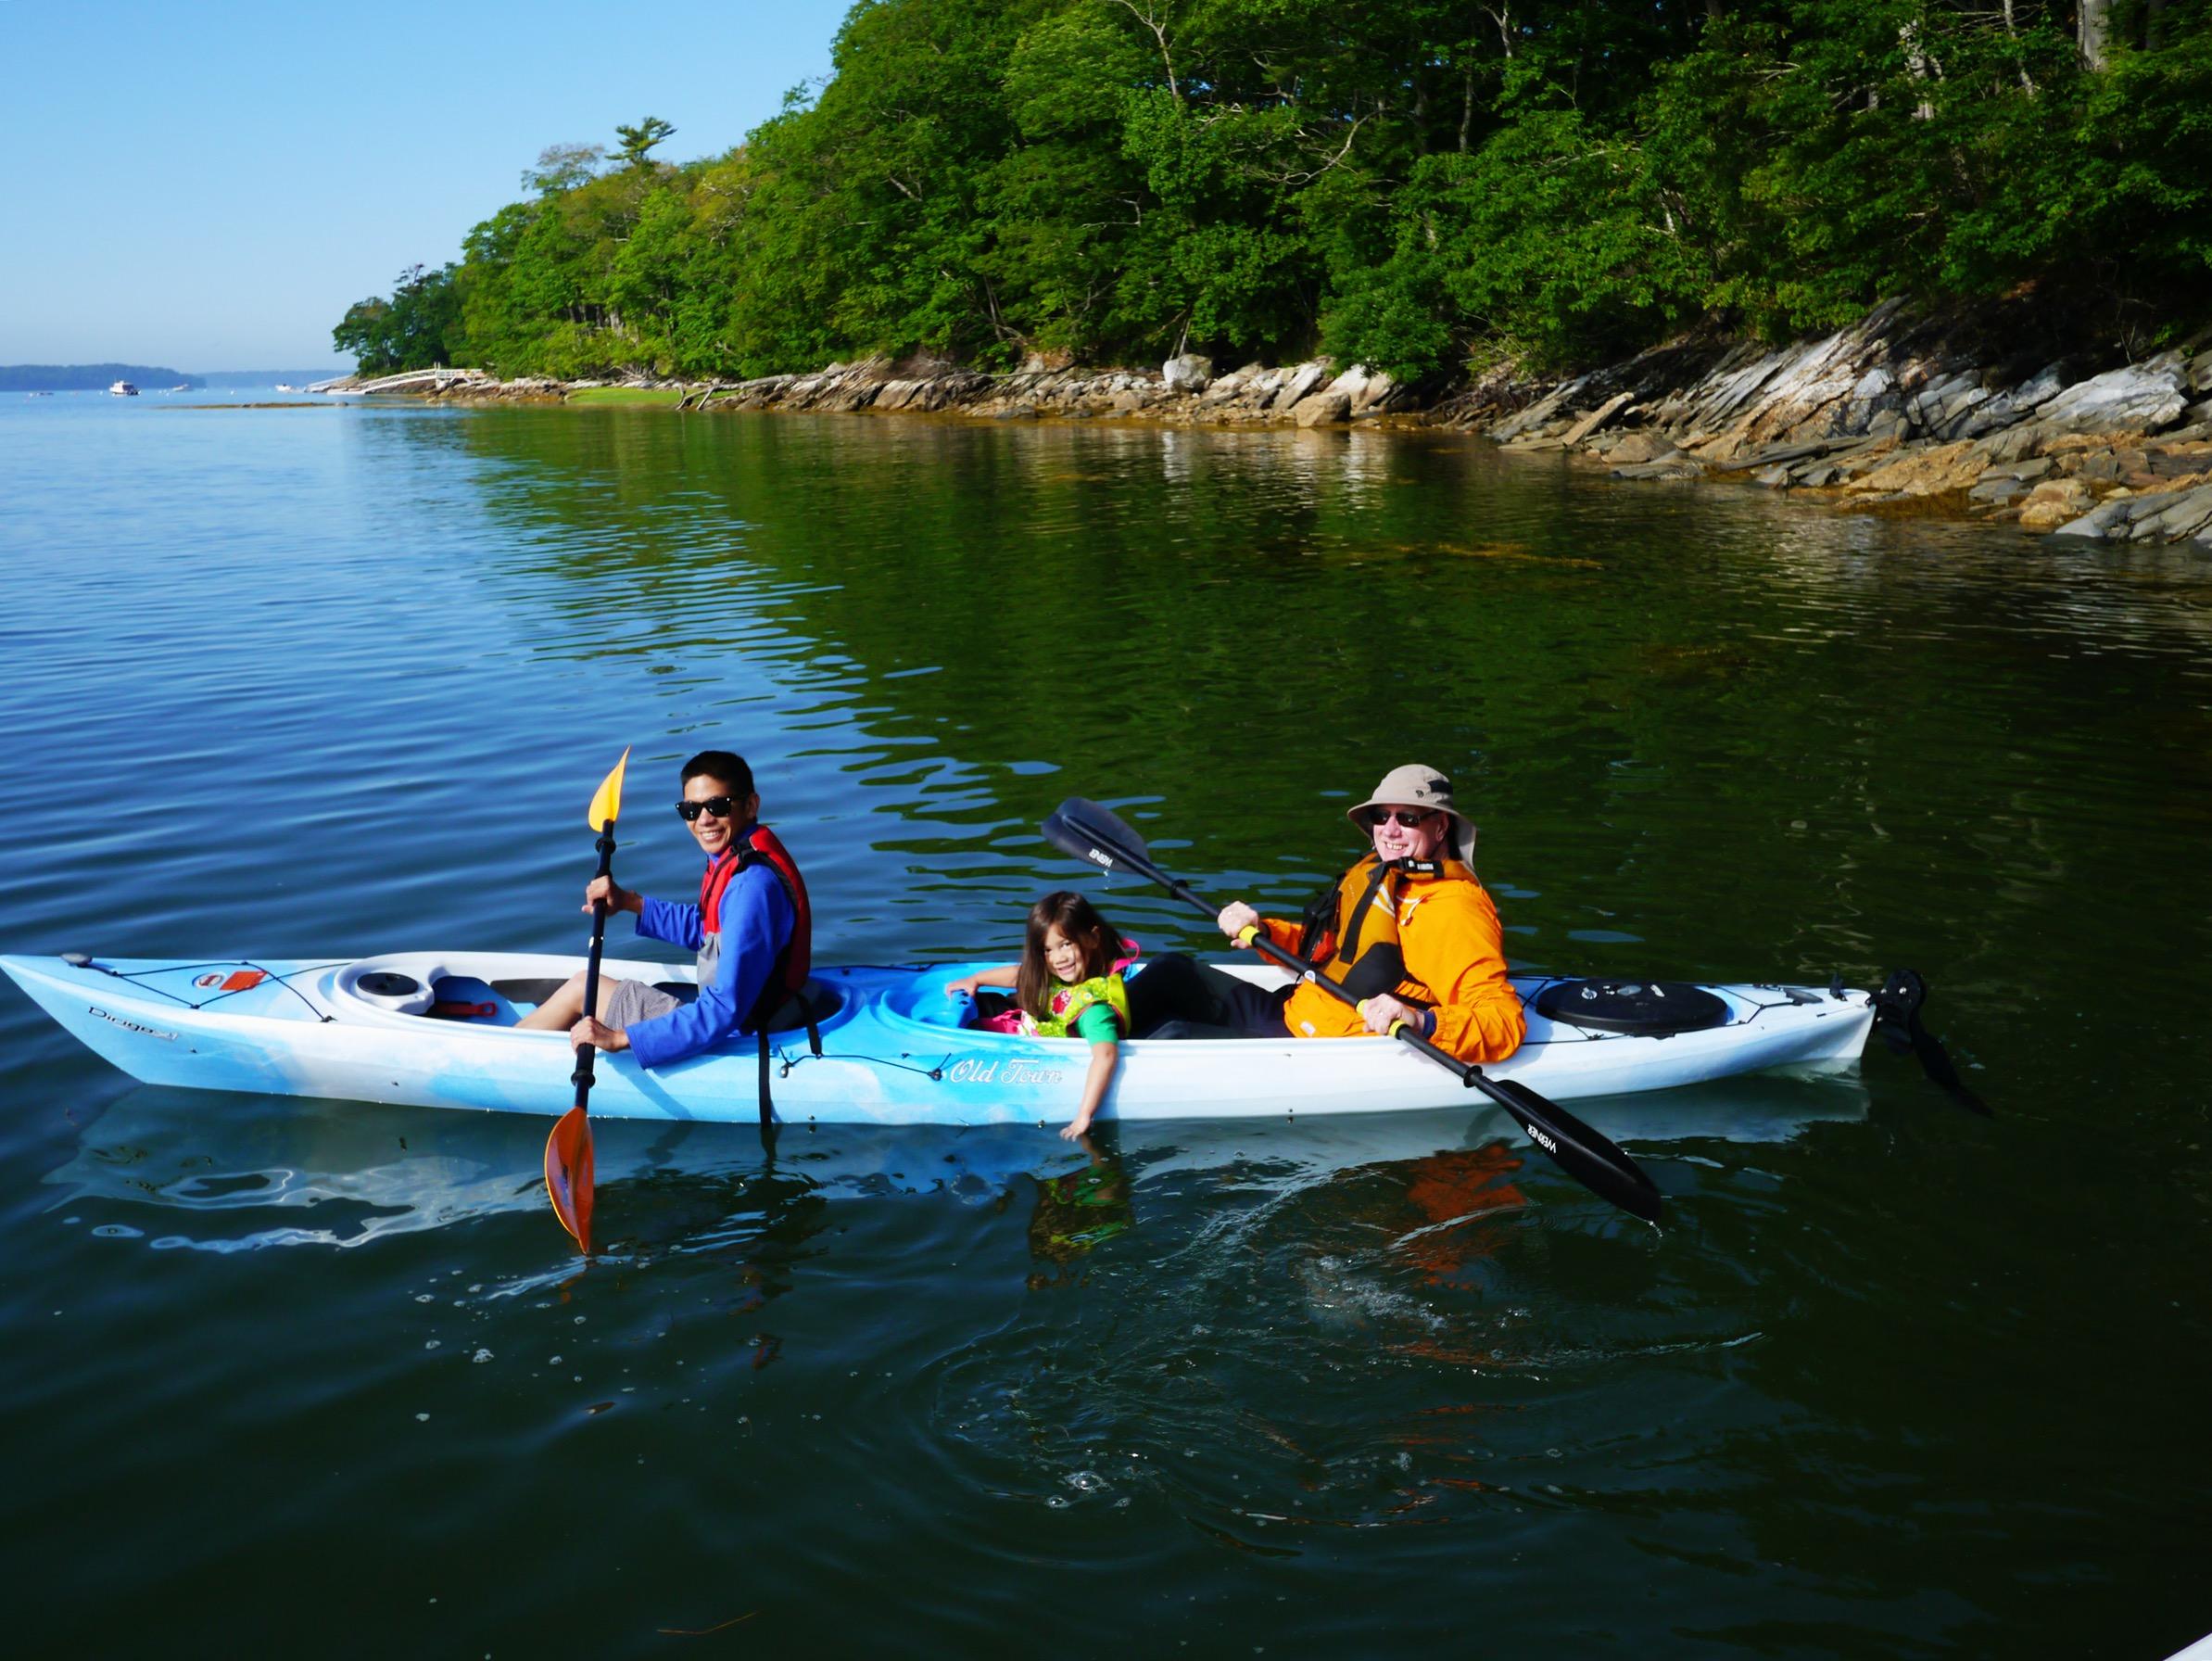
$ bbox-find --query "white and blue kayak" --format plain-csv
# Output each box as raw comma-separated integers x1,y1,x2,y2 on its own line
1,949,1877,1127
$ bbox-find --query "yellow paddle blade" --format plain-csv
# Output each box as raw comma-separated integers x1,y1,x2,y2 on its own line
587,747,630,830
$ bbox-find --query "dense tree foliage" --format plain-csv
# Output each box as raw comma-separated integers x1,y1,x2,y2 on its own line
332,263,464,376
337,1,2212,382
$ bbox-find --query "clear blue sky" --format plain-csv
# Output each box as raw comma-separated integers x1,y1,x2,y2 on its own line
0,0,849,371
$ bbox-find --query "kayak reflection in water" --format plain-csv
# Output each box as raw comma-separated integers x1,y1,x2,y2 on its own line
1127,765,1525,1063
1020,1131,1133,1290
516,750,813,1066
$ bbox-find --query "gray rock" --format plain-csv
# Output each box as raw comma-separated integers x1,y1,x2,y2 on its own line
1969,477,2030,504
1605,432,1678,465
1352,370,1402,414
1491,373,1596,440
1293,389,1353,427
2141,483,2212,540
1162,353,1214,393
1952,363,2067,440
1612,458,1708,481
2051,498,2135,539
2034,359,2190,435
1270,361,1329,412
1929,386,1994,437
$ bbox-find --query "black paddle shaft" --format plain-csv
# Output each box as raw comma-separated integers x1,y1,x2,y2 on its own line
572,819,619,1103
1043,798,1663,1225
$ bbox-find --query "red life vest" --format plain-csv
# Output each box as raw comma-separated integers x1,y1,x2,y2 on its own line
697,822,814,1021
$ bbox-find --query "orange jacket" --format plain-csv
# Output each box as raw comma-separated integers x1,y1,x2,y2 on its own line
1258,863,1526,1063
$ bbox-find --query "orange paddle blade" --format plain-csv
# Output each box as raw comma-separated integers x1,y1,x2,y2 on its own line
587,747,630,831
545,1106,597,1254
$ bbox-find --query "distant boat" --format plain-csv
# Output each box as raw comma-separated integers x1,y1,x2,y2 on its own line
169,384,190,392
109,380,138,397
27,390,52,399
273,383,296,392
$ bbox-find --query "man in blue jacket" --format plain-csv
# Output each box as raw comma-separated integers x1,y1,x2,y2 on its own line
517,750,811,1067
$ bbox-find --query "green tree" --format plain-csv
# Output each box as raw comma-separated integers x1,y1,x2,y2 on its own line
613,117,676,171
333,263,463,374
345,0,2212,385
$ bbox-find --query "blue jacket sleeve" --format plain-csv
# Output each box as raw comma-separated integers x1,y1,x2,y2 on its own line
626,867,795,1070
636,895,703,952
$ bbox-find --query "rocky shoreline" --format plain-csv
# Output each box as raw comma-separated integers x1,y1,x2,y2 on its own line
331,307,2212,551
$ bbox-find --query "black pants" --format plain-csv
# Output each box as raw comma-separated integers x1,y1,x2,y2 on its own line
1126,953,1293,1040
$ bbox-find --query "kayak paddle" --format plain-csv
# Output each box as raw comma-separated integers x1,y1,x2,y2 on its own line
1043,796,1664,1225
545,747,629,1254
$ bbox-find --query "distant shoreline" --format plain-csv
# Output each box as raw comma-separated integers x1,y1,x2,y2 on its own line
320,311,2212,552
5,369,349,394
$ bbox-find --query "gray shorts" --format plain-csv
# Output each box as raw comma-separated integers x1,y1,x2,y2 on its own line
604,978,683,1031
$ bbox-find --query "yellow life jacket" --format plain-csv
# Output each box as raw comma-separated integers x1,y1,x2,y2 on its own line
1024,970,1131,1040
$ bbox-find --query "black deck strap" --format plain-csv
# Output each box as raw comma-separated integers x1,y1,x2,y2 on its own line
1296,884,1338,963
758,1028,775,1129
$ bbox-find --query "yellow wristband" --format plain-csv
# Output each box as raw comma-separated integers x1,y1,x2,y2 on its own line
1235,924,1259,947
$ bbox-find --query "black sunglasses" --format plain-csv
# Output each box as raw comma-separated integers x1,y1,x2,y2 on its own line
1366,806,1440,829
676,795,739,822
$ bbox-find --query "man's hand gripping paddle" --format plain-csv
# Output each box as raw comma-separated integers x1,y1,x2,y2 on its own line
546,747,628,1254
1043,796,1662,1225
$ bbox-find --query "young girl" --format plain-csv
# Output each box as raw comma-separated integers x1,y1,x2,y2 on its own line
947,891,1131,1139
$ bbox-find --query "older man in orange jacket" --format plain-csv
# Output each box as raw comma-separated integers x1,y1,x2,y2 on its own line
1126,765,1526,1062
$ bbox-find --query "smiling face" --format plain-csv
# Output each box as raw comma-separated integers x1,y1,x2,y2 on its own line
1042,922,1092,984
1369,804,1448,864
682,774,757,859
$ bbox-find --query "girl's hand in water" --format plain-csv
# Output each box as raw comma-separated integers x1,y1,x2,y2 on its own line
1060,1107,1095,1140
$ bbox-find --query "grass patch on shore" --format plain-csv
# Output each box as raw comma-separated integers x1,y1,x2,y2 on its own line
566,387,682,408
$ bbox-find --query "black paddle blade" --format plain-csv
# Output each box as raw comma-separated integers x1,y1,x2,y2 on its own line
1043,797,1154,877
1872,970,1991,1116
1483,1075,1665,1224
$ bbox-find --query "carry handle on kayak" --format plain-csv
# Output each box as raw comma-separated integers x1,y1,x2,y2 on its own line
1042,796,1662,1226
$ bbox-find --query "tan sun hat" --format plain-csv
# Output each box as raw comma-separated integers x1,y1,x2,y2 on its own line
1346,763,1476,868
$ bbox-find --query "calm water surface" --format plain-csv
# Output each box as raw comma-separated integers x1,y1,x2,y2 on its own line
3,392,2209,1656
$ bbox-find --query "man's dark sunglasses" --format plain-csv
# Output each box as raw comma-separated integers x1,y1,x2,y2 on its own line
1366,806,1440,829
676,795,739,822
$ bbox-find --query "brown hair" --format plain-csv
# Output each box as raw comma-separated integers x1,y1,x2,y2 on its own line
1017,891,1123,1021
